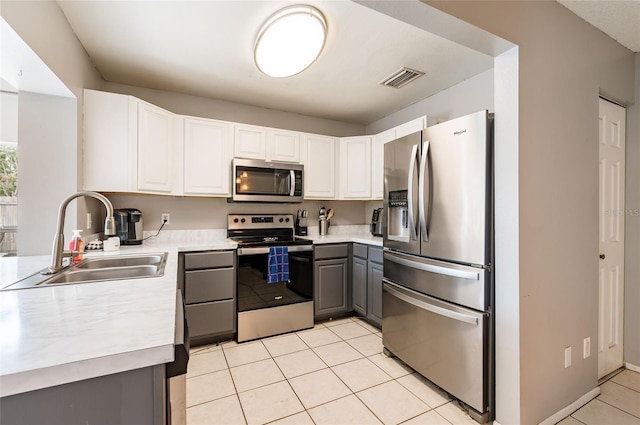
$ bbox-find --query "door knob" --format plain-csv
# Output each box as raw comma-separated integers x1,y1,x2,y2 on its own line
599,253,606,260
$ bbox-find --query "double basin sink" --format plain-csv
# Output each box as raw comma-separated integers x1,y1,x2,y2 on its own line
3,253,168,290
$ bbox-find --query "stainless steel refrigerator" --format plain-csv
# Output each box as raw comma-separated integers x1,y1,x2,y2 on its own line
382,110,493,423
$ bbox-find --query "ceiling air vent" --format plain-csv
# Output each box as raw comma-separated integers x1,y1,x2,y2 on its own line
380,67,425,89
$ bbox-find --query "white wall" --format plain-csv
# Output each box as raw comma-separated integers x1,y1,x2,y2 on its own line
17,92,76,255
1,92,18,143
103,82,365,138
625,52,640,368
366,68,494,134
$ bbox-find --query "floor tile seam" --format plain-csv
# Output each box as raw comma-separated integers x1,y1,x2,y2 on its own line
268,345,314,359
186,389,239,409
592,398,640,420
398,408,453,425
607,379,640,395
350,386,415,425
394,375,451,410
567,415,588,425
329,356,396,385
234,375,288,395
186,366,229,380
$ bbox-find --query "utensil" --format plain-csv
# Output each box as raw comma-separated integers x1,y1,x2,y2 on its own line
327,208,335,220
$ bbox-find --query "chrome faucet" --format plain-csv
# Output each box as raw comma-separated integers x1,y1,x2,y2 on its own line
43,191,117,274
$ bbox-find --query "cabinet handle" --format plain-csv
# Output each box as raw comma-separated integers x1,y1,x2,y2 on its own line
599,253,605,260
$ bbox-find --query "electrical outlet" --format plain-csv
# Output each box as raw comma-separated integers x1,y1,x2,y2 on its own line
86,213,92,228
583,337,591,359
161,213,170,225
564,346,572,368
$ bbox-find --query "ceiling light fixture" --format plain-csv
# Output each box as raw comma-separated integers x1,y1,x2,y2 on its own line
254,5,327,78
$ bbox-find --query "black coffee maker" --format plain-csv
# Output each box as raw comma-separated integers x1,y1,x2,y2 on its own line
114,208,143,245
370,208,383,237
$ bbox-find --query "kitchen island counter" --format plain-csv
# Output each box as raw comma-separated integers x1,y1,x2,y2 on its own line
300,233,382,247
0,238,237,398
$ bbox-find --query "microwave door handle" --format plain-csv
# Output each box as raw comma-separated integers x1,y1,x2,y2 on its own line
290,170,295,197
418,140,429,242
407,144,419,241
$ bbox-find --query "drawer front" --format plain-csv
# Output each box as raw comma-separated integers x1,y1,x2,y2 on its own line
184,251,234,270
315,244,349,260
353,243,368,259
368,246,383,264
185,268,234,303
186,300,235,338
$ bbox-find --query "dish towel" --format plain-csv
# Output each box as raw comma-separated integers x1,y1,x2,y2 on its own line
267,246,289,284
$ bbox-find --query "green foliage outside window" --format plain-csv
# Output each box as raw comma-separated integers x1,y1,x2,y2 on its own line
0,146,18,197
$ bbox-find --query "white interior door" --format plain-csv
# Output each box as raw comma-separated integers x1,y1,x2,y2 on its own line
598,97,626,378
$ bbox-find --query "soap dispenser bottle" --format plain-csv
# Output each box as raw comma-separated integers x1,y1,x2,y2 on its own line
69,229,84,263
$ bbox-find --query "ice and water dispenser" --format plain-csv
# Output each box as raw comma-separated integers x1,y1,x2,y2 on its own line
387,190,410,241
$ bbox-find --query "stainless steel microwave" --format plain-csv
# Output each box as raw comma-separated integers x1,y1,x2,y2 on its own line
232,158,304,203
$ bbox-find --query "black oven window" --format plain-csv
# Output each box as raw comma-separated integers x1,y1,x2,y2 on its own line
237,251,313,312
235,167,292,196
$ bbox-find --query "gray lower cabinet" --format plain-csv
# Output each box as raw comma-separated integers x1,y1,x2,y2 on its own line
180,250,236,344
0,365,165,425
314,244,350,319
350,244,383,328
367,257,383,326
352,244,368,316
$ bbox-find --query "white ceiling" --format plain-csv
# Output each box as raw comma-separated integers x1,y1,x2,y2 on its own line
558,0,640,53
55,1,639,126
56,0,494,125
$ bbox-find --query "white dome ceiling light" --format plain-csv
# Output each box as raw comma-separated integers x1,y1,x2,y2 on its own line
254,5,327,78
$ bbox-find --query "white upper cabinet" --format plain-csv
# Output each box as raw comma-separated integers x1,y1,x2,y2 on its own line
267,128,300,163
303,134,337,199
338,136,371,199
137,101,175,193
182,117,232,196
371,116,427,200
234,124,267,160
83,89,176,194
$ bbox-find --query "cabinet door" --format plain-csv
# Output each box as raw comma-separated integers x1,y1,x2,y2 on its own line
137,101,175,193
234,124,266,159
314,258,348,317
183,117,232,196
83,89,137,192
339,136,371,199
367,261,383,327
352,256,367,316
395,116,427,138
304,134,337,199
372,129,396,200
268,129,300,163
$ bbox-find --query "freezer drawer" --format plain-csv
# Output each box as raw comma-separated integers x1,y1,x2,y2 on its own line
384,250,488,311
382,280,488,414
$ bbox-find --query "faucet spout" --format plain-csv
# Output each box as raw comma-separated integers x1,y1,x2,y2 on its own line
44,191,117,274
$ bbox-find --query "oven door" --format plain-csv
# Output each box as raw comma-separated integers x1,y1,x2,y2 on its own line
232,159,303,203
236,245,314,341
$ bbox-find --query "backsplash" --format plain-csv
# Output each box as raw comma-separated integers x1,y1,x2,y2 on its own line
106,194,381,231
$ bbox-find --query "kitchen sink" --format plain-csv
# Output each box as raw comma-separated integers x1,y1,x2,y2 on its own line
2,253,168,290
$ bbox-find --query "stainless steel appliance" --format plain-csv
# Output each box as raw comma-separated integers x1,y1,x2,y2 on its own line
228,214,314,342
370,208,383,236
232,159,303,203
382,110,493,422
114,208,143,245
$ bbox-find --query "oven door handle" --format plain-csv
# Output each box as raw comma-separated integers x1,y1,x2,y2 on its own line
237,245,313,256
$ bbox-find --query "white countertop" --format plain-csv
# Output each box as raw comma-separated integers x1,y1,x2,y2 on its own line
0,231,381,398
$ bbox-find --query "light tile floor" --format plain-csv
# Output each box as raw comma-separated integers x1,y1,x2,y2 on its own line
187,316,640,425
558,368,640,425
187,317,472,425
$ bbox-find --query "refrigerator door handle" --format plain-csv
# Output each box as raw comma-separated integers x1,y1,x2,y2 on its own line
407,143,419,241
418,140,430,242
383,280,479,326
384,251,480,280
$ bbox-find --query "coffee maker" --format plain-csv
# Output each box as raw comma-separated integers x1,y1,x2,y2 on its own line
295,209,308,236
370,208,383,236
114,208,143,245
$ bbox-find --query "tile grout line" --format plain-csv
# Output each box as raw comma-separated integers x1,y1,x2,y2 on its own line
595,397,640,420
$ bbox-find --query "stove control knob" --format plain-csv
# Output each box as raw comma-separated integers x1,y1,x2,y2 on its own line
233,218,239,223
241,218,246,223
279,218,284,222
